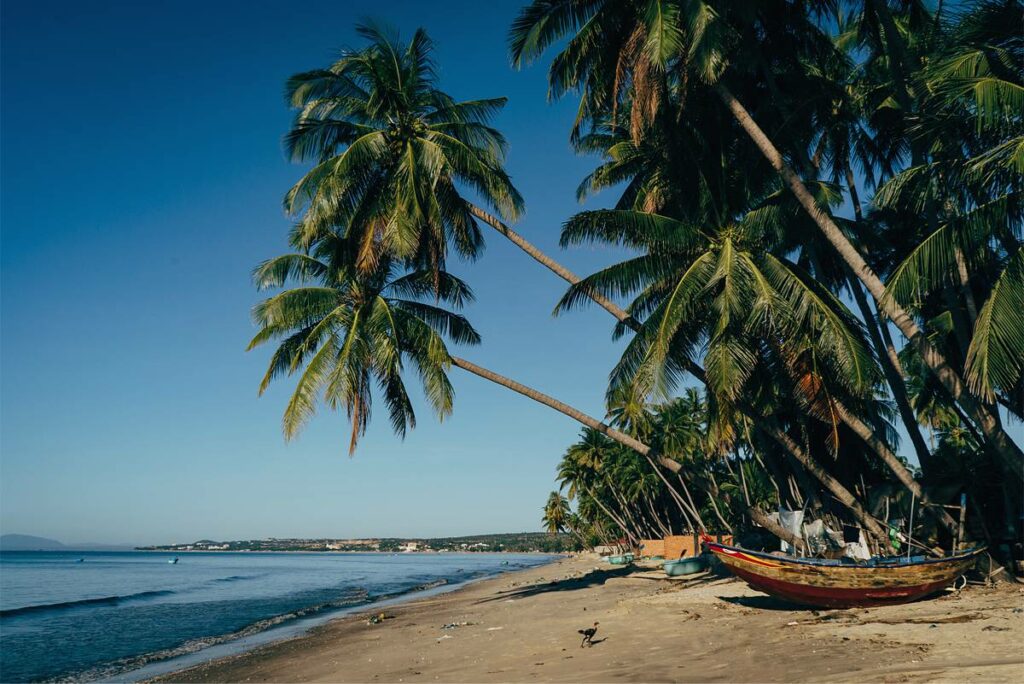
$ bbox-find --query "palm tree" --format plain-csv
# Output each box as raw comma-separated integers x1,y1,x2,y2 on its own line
508,0,1023,476
542,491,572,534
284,21,523,278
875,1,1024,410
248,233,480,453
551,201,897,542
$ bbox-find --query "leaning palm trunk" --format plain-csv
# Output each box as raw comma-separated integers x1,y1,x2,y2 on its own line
703,472,735,534
675,474,708,532
847,273,935,474
714,84,1023,481
584,484,639,546
607,480,648,539
840,172,934,472
641,452,705,531
451,356,807,550
831,400,956,534
762,424,890,546
469,205,892,543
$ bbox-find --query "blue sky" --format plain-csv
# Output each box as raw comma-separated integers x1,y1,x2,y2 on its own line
5,1,1017,546
1,0,648,544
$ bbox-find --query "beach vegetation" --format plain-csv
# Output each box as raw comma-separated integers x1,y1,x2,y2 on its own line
253,2,1023,568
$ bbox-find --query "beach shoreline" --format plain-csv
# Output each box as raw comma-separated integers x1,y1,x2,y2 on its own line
108,555,561,683
153,554,1024,683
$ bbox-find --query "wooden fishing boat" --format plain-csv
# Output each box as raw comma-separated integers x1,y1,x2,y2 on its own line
704,539,985,608
663,556,707,576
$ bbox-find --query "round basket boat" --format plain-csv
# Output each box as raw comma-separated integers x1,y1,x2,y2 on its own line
607,553,634,565
663,556,707,576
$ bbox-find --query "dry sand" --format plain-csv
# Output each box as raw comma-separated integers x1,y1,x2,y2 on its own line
156,554,1024,683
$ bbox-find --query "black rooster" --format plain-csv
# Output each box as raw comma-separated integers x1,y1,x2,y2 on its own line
578,621,599,647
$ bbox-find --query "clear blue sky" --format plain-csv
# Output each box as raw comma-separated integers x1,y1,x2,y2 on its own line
1,0,646,545
7,1,1013,547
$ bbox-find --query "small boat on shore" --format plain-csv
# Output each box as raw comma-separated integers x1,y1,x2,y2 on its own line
704,538,985,608
663,556,706,576
607,553,634,565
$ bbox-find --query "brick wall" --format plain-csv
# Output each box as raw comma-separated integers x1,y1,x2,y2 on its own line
638,539,665,557
663,534,733,559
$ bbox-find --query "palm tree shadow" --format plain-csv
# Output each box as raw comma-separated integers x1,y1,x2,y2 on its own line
475,565,635,603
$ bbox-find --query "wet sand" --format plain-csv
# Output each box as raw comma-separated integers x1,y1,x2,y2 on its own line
156,554,1024,683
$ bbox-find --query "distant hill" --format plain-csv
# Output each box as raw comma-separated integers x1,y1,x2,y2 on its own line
0,534,66,550
0,534,134,551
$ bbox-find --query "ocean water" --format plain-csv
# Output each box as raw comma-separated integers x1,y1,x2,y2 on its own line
0,551,554,682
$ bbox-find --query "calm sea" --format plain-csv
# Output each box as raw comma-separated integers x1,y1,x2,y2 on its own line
0,550,554,682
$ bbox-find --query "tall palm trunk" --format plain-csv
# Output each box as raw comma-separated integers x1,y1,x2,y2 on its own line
583,483,638,546
844,168,935,474
831,400,956,532
703,472,735,534
714,84,1023,480
848,274,936,472
644,496,672,537
451,356,821,550
675,474,708,532
606,478,647,539
468,206,894,541
640,452,703,530
762,423,890,544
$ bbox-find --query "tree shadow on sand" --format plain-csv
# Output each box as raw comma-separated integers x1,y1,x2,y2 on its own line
718,594,818,611
475,565,636,603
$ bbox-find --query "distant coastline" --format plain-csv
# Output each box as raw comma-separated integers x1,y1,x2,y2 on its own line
136,532,576,554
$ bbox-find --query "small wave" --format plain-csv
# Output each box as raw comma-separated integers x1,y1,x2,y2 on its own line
0,590,176,618
212,575,258,583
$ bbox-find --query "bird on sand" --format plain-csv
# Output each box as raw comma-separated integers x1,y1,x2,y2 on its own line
578,621,599,647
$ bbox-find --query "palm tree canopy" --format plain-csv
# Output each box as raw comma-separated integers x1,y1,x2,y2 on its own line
248,232,481,453
285,22,524,276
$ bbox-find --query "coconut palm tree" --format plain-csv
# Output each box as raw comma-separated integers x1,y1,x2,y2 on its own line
875,1,1024,410
248,232,480,453
542,491,572,534
508,0,1023,476
284,21,523,279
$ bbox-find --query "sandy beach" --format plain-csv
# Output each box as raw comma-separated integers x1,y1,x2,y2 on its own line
155,554,1024,683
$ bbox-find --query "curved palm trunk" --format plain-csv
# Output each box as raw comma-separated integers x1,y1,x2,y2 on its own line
848,273,936,473
642,453,704,531
451,356,807,550
469,206,894,542
450,356,661,464
676,474,708,532
842,174,936,473
715,84,1024,480
644,496,672,537
606,479,648,539
584,484,638,546
703,472,735,534
763,423,890,546
831,400,957,533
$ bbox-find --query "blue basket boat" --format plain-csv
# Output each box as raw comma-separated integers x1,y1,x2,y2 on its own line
663,556,707,576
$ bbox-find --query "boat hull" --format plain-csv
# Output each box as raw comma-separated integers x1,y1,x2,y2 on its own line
706,542,983,608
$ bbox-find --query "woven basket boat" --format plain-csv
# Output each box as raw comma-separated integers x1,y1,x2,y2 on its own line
663,556,707,576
